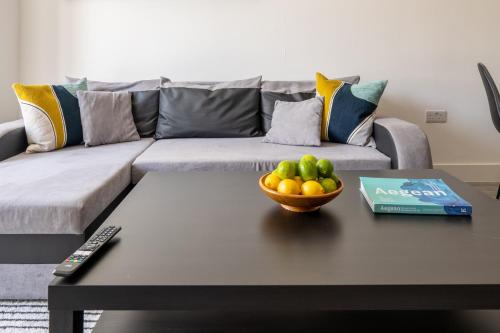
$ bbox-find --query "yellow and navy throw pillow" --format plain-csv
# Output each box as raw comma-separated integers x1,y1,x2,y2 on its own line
316,72,387,147
12,79,87,153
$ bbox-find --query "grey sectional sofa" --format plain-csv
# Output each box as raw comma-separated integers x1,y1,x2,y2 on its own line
0,106,432,300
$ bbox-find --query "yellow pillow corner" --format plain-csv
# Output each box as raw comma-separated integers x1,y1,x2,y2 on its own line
315,72,345,141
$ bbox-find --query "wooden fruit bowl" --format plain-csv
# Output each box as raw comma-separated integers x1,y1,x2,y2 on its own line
259,173,344,213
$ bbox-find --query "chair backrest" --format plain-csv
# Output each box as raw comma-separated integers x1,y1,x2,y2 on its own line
478,63,500,133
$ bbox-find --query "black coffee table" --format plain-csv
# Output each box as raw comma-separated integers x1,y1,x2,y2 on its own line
48,170,500,332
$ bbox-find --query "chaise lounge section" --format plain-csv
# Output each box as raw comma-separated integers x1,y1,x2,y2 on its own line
0,120,153,298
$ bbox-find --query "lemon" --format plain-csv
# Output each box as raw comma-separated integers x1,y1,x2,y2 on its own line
265,173,281,191
277,179,301,195
294,176,304,193
301,180,325,196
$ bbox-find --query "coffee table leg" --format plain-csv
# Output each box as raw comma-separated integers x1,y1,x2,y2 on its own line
49,310,83,333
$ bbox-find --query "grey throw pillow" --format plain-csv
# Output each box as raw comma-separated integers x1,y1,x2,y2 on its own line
67,76,163,92
77,91,140,147
155,76,262,139
263,97,323,147
260,76,360,133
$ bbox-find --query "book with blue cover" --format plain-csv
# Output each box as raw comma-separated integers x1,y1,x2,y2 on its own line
359,177,472,216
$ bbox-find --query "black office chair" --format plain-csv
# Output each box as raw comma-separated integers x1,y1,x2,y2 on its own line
478,63,500,199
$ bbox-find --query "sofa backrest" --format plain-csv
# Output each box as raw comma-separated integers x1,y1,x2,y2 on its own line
259,76,360,132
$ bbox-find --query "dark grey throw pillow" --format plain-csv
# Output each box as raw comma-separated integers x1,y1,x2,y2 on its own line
260,76,360,133
131,90,159,137
155,77,262,139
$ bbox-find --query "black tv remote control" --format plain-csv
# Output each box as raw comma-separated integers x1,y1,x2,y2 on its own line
53,225,121,277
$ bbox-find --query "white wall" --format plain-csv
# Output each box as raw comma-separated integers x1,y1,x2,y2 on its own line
0,0,19,122
15,0,500,180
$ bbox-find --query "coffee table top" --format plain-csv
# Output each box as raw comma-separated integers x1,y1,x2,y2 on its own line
51,169,500,290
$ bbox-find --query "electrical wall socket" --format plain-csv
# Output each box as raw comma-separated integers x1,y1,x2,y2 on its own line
426,110,447,123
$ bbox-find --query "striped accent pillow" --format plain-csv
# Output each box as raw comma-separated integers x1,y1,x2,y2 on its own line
12,79,87,153
316,73,387,147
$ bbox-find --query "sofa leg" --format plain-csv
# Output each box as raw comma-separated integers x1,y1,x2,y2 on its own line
497,184,500,200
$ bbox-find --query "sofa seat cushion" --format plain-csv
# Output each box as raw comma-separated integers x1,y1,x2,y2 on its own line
131,138,391,184
0,139,154,234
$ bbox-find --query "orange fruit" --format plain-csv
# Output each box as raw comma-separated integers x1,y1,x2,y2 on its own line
277,179,301,195
264,173,281,191
301,181,325,196
294,176,304,193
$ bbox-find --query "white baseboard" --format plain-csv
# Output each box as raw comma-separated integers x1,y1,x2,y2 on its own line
434,164,500,182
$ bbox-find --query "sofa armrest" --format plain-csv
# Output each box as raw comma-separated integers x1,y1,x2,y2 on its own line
373,117,433,169
0,119,27,162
